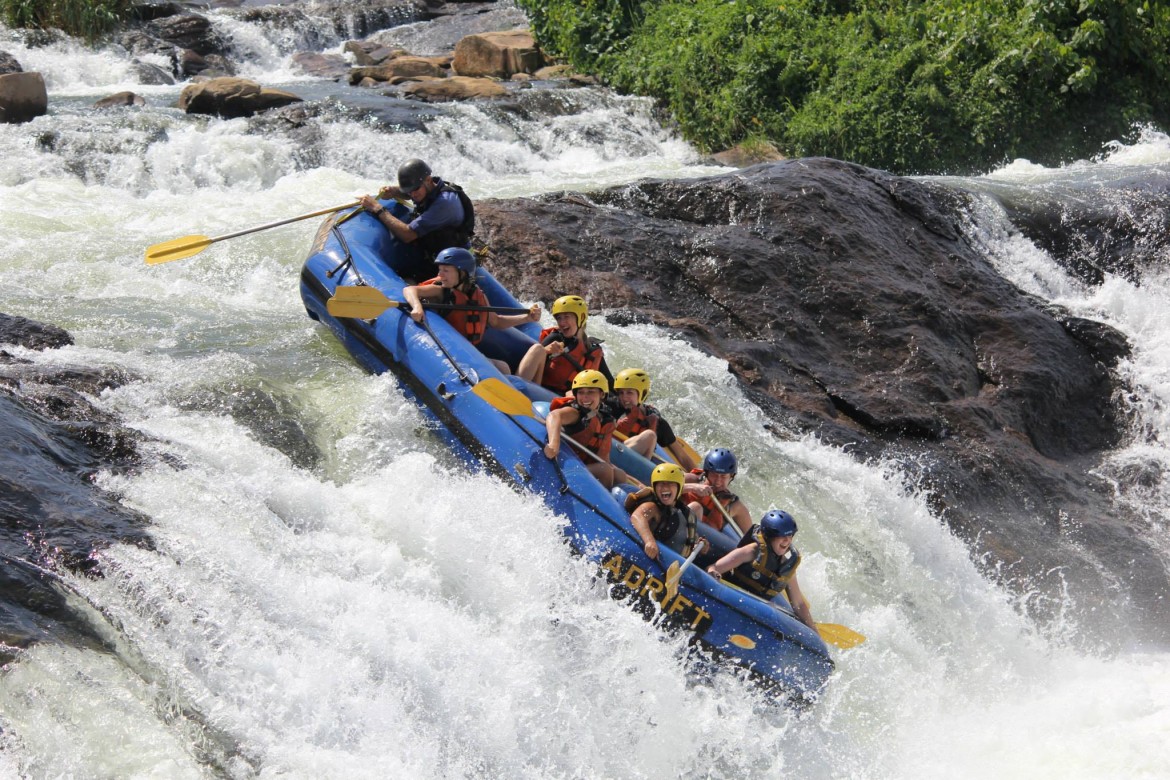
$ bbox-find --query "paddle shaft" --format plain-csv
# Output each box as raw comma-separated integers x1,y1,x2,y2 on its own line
210,201,360,243
145,201,361,264
664,544,704,601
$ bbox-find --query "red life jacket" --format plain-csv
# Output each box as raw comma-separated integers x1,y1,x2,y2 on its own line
549,395,616,461
615,402,660,437
424,277,488,344
538,327,604,394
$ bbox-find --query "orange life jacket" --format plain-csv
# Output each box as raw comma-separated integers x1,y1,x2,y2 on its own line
424,277,488,344
682,481,740,532
549,395,616,461
615,402,660,437
539,326,604,394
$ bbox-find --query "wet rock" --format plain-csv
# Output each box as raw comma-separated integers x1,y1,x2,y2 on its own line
711,140,785,167
476,157,1166,642
128,59,176,85
291,51,351,80
0,71,48,124
349,56,450,84
1,315,153,660
127,1,189,23
179,76,302,118
452,29,546,78
94,91,146,109
147,13,227,57
343,41,407,66
321,91,446,132
403,74,506,101
0,313,73,350
0,51,22,75
978,179,1170,284
309,0,431,40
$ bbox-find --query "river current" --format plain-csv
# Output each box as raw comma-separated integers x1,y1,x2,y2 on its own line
1,5,1169,778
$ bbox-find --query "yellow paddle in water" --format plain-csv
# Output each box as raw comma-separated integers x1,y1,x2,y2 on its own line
145,201,361,265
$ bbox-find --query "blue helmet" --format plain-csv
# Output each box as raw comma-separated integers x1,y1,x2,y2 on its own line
435,247,476,276
701,447,738,476
760,510,797,538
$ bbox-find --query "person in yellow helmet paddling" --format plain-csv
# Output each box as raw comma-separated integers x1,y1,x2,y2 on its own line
517,294,612,394
610,367,698,472
543,369,627,488
627,463,708,561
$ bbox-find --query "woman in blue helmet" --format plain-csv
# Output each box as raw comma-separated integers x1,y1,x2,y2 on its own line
706,509,817,630
402,247,540,373
684,447,753,535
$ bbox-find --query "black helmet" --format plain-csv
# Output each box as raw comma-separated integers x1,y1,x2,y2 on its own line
397,159,431,191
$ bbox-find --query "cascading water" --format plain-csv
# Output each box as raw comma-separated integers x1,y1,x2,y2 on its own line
2,6,1169,778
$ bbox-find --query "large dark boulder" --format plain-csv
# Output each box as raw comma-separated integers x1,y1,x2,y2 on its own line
477,158,1168,644
179,76,302,118
0,71,48,124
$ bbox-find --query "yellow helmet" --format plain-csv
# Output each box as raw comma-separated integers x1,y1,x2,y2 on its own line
551,294,588,329
613,367,651,403
571,369,609,394
650,463,686,491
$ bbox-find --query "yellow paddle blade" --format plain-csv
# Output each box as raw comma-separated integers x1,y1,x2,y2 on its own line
330,286,392,305
472,377,537,418
326,297,400,318
144,235,212,265
663,561,682,601
676,436,702,468
817,622,866,650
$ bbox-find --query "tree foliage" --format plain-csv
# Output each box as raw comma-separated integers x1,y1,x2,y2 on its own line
1,0,134,41
517,0,1170,173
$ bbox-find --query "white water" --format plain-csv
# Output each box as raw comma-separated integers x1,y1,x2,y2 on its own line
2,12,1170,779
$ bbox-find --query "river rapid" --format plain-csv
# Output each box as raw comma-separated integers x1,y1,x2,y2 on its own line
2,5,1169,778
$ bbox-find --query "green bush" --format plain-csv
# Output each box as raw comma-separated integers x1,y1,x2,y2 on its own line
1,0,134,41
518,0,1170,174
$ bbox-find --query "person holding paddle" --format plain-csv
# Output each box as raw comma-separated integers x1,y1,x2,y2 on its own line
610,367,698,472
402,247,540,373
359,158,476,281
543,369,627,488
684,448,753,536
627,463,708,561
516,294,612,394
706,509,817,631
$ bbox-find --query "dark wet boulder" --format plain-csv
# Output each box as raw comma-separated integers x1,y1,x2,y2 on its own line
179,76,302,118
1,315,151,664
147,13,227,57
0,71,48,124
0,51,22,74
476,157,1167,643
0,313,73,350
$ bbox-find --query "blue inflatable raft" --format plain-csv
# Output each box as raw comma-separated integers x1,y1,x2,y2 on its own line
298,200,834,701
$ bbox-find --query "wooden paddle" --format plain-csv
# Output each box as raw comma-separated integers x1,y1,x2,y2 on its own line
145,201,361,265
326,285,530,319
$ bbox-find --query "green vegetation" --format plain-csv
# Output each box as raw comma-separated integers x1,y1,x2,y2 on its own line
517,0,1170,174
1,0,134,41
